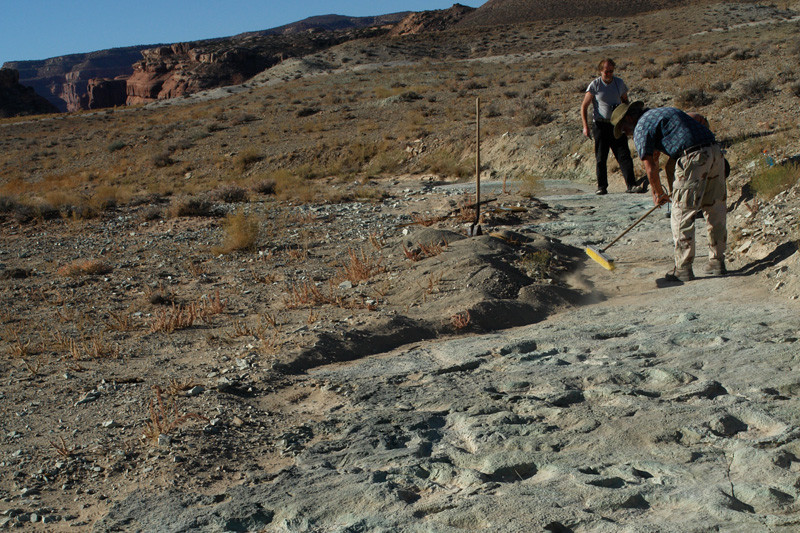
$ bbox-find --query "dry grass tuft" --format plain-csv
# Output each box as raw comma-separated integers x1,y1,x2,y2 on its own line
750,162,800,200
284,281,334,309
149,291,226,333
212,210,260,254
170,197,217,218
57,259,113,277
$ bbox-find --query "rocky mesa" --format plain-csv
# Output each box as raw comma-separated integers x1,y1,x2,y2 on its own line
0,67,58,117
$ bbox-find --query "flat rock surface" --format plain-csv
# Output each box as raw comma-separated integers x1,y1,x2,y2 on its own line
92,181,800,532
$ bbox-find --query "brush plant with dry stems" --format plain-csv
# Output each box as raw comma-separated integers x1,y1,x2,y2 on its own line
450,310,471,330
339,247,384,283
142,386,207,444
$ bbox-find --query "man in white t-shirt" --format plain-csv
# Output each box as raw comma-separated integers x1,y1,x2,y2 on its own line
580,59,643,195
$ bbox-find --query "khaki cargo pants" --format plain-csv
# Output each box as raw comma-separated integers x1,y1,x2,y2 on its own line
670,144,727,270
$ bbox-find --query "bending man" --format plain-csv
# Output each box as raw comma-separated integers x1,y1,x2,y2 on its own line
611,102,727,282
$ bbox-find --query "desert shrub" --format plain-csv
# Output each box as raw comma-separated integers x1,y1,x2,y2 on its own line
296,107,320,117
750,162,800,199
90,185,122,211
732,49,758,60
234,148,263,173
212,211,260,254
170,197,216,217
274,174,322,203
667,52,702,66
130,192,169,207
214,184,249,203
665,64,683,79
777,70,796,84
518,172,543,198
710,81,731,92
642,67,661,79
520,99,554,127
365,149,406,175
251,178,276,195
38,191,98,220
338,247,384,283
151,151,174,168
231,113,258,125
519,249,553,280
108,141,126,152
675,88,714,108
485,105,502,118
423,148,473,179
737,77,773,103
140,206,162,221
169,138,194,151
0,196,18,214
398,91,423,102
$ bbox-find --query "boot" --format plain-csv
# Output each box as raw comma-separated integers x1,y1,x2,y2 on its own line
703,259,727,276
665,266,695,282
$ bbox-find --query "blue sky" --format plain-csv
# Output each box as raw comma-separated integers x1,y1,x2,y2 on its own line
0,1,485,66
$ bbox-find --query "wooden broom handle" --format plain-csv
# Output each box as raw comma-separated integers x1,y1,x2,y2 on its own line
601,203,661,252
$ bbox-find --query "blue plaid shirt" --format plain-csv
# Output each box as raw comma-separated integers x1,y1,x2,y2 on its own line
633,107,715,159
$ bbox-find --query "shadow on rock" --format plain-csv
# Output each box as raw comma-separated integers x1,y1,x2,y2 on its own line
732,241,798,277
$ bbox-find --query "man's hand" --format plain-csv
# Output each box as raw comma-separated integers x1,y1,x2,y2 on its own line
642,154,670,207
654,189,670,206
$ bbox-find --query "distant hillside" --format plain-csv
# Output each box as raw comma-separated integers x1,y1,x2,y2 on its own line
456,0,749,26
1,12,409,114
235,13,409,38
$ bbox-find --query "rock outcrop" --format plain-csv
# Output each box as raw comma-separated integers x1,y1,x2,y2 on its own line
125,42,275,105
87,77,128,109
124,25,392,105
0,68,59,117
389,4,476,36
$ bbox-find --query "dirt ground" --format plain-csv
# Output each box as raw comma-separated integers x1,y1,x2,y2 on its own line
0,175,595,529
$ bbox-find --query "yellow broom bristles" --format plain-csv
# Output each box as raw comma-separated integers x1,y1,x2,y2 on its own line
586,246,615,271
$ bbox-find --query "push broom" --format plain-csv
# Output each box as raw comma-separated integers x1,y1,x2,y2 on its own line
585,203,662,270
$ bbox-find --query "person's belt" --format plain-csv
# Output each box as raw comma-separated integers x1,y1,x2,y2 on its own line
681,142,715,156
594,118,612,124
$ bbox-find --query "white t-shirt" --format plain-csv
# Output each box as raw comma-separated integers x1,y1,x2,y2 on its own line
586,76,627,122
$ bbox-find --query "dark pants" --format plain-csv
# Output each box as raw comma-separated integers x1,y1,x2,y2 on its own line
592,121,636,190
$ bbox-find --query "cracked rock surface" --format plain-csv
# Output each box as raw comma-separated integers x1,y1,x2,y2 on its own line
94,182,800,532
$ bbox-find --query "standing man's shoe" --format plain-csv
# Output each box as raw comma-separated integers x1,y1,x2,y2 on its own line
596,188,608,195
703,259,727,276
